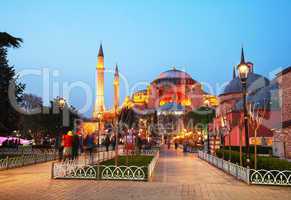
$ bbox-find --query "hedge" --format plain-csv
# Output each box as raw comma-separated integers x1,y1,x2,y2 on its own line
215,149,291,170
221,146,272,155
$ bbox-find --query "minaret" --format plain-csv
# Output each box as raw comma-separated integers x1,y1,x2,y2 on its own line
93,43,105,118
241,47,245,63
113,64,119,113
233,65,236,79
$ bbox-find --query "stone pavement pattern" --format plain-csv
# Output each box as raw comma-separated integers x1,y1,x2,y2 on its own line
0,147,290,200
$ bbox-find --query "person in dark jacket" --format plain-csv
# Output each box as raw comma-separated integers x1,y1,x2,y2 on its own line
104,134,110,152
72,132,80,160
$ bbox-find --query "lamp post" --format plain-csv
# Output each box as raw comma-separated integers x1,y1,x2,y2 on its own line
114,109,119,166
56,97,66,161
237,48,250,168
97,112,102,163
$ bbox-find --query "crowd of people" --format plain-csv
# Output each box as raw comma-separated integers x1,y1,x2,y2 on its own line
1,138,22,148
57,129,118,161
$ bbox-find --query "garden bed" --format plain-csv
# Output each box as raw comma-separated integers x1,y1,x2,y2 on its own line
99,155,155,181
100,155,154,166
52,150,160,181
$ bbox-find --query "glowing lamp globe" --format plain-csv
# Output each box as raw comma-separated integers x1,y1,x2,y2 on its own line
237,63,250,80
57,97,66,109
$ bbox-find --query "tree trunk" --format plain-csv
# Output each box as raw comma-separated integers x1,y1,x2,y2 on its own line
115,121,119,166
126,133,128,166
254,128,258,169
213,135,216,155
229,133,231,161
239,127,243,166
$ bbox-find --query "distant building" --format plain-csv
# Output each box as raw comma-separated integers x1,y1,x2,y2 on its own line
213,48,290,158
273,66,291,158
129,67,218,111
214,48,280,150
125,67,218,135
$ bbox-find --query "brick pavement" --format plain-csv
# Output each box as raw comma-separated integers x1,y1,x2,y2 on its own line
0,147,290,200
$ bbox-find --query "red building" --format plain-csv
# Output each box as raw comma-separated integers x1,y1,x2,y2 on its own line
147,67,206,110
273,66,291,158
214,49,279,150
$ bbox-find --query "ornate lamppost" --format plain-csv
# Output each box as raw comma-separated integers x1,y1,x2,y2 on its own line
56,96,66,161
237,48,250,167
97,112,103,163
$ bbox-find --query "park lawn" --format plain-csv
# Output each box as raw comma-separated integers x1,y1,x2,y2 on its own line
100,155,154,166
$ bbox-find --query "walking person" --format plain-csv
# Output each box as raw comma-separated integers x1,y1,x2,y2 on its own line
84,133,95,164
63,131,73,161
56,131,64,162
174,140,178,150
167,139,171,149
72,131,80,160
135,134,142,154
111,135,116,151
104,134,110,152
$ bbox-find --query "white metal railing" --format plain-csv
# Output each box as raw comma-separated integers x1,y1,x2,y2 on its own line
0,152,57,170
198,151,291,186
61,150,116,165
249,169,291,186
52,150,116,179
52,149,160,181
100,165,147,180
100,150,159,181
198,151,250,184
53,163,98,179
0,147,52,155
148,151,159,178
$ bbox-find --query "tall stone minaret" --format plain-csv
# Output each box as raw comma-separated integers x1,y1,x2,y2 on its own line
113,64,119,113
93,43,105,118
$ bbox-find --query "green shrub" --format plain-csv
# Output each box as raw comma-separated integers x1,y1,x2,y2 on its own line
223,146,272,154
100,155,154,166
215,149,291,170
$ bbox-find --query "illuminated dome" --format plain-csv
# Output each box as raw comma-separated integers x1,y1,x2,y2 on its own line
158,69,192,79
220,72,270,96
152,68,196,84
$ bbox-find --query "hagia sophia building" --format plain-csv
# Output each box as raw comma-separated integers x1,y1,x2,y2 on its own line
88,44,291,159
89,44,217,130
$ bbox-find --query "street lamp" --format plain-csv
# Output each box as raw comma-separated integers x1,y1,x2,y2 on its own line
56,96,66,161
237,47,251,167
57,97,66,110
97,112,103,163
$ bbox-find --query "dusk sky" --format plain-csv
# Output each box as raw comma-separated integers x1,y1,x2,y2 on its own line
2,0,291,116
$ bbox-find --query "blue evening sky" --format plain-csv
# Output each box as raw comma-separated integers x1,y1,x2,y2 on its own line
1,0,291,116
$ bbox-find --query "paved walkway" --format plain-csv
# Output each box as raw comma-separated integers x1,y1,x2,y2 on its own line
0,148,290,200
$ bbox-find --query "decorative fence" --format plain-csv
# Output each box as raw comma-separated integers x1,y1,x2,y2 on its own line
100,165,147,181
249,169,291,186
52,149,160,181
198,151,291,186
99,150,160,181
147,150,159,178
198,151,249,183
0,151,57,170
52,150,116,179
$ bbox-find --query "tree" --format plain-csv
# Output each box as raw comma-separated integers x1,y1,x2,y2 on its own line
221,109,233,161
117,107,138,165
249,101,268,169
21,93,43,113
185,106,215,151
0,33,25,134
0,32,23,48
19,97,82,144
